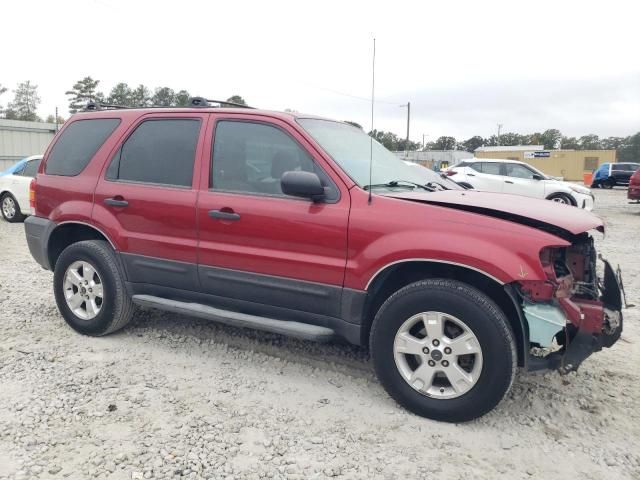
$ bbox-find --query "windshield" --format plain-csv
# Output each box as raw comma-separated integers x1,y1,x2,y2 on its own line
298,118,462,191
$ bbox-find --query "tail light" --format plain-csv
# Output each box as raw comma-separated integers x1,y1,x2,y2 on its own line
444,170,458,176
29,178,36,215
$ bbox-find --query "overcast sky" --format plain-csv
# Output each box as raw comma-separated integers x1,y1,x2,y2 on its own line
3,0,639,142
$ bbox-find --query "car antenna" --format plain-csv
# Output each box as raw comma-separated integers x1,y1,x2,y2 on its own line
368,37,376,205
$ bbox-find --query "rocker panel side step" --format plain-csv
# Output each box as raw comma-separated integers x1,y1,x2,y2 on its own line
131,294,335,342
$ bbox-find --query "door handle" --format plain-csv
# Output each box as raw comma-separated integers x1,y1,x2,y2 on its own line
104,197,129,207
467,173,476,177
209,209,241,221
505,180,514,184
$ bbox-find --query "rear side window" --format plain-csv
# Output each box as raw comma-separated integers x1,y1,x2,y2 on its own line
21,159,41,177
471,162,502,175
107,119,201,187
45,119,120,176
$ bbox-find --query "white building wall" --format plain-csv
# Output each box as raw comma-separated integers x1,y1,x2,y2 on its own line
0,119,58,171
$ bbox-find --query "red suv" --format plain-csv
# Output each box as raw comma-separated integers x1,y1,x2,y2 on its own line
24,99,623,422
628,168,640,202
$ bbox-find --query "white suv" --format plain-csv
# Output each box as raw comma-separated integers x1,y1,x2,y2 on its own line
445,158,594,210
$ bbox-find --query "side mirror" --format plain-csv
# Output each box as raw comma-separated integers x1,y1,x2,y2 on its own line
281,171,326,202
532,174,544,180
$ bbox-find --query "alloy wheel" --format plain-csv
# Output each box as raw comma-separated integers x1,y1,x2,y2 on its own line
2,196,16,219
393,311,483,399
63,260,104,320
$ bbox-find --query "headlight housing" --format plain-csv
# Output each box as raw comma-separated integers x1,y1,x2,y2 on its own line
568,184,590,195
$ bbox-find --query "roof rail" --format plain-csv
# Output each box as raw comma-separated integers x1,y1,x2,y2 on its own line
81,97,255,112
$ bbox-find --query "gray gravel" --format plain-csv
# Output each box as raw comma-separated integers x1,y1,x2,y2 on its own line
1,188,639,479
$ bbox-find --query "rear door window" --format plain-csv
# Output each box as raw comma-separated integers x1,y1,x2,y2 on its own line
107,119,201,187
21,159,41,177
45,119,120,176
471,162,502,175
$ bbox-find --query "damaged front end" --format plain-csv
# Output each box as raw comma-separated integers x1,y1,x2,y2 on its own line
516,234,623,373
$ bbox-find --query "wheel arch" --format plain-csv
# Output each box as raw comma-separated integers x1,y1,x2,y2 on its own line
362,260,527,367
546,191,577,206
47,222,117,270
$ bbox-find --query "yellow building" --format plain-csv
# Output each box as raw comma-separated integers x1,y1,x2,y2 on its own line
474,146,616,181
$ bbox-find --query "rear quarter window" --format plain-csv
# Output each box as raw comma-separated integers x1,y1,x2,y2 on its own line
45,118,120,176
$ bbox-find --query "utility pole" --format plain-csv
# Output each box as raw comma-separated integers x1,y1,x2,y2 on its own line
400,102,411,148
55,106,59,132
406,102,410,145
422,133,426,150
497,123,503,146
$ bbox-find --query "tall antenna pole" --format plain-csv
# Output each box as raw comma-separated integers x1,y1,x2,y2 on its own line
406,101,410,145
368,38,376,205
497,123,503,146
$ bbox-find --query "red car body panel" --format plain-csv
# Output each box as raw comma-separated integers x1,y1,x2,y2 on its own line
628,169,640,200
343,188,572,290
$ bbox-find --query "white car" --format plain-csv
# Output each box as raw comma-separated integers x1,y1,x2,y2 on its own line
444,158,594,210
0,155,42,222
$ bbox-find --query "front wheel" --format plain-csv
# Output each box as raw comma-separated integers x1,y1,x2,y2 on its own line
53,240,134,336
370,279,516,422
547,193,574,205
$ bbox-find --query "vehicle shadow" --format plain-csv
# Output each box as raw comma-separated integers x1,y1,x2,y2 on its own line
114,307,613,425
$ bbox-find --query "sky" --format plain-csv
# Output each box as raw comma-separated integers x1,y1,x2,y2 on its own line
2,0,639,142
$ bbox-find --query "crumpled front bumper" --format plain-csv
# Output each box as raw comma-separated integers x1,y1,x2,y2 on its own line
527,259,624,373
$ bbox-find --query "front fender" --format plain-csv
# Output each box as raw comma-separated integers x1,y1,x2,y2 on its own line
344,191,571,290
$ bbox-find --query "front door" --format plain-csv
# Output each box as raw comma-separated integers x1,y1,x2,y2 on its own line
196,115,350,319
501,163,546,198
93,113,208,289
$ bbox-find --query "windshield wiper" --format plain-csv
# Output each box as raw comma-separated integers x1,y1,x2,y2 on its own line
426,181,450,191
363,180,436,192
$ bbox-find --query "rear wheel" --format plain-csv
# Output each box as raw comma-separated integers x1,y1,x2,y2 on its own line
53,240,133,336
370,279,516,422
1,193,24,223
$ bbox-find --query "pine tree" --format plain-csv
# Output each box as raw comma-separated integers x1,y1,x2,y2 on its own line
65,76,101,113
7,81,41,121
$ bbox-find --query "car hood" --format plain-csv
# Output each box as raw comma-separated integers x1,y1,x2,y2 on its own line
386,189,604,239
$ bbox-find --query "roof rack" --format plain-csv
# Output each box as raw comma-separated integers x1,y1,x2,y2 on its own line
190,97,255,109
83,97,255,112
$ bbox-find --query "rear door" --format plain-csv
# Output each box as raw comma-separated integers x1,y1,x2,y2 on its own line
465,161,505,192
502,163,546,198
196,114,350,319
93,113,207,289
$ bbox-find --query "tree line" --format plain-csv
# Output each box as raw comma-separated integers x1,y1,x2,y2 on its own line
1,78,637,162
0,76,247,123
367,128,640,163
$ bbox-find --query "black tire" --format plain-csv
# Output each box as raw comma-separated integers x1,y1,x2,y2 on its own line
53,240,133,336
547,192,575,206
370,279,516,422
1,193,25,223
603,179,615,189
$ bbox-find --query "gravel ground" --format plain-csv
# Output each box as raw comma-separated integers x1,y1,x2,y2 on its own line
1,188,639,480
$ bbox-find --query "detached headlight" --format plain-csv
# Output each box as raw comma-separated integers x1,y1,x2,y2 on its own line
569,184,590,195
